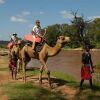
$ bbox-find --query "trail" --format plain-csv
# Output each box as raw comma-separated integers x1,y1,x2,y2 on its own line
0,50,100,100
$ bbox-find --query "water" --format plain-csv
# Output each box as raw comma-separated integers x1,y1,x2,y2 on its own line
27,50,100,81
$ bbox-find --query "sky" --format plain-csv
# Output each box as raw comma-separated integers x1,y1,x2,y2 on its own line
0,0,100,40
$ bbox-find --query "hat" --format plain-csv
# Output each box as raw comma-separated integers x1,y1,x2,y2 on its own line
13,33,17,35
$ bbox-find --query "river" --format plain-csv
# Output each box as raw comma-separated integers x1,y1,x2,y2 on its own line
27,50,100,81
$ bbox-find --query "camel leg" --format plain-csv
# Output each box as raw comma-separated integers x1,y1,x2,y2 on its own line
11,69,14,79
17,59,22,72
44,66,51,88
22,61,26,83
40,58,51,87
39,58,47,85
14,67,17,80
17,59,20,72
39,66,44,84
47,70,51,87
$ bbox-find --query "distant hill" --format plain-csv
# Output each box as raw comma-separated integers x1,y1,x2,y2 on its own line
0,40,8,48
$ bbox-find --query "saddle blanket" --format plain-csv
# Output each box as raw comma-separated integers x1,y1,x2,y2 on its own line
24,33,42,43
7,42,13,49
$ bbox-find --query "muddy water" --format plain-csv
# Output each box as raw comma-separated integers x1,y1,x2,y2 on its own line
28,50,100,81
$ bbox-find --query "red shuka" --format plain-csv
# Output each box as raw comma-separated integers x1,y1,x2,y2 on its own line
81,66,92,80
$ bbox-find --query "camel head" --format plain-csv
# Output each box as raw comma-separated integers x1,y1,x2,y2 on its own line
56,36,70,47
11,40,22,58
57,35,70,44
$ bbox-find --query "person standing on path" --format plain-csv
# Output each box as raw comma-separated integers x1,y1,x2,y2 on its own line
80,47,94,90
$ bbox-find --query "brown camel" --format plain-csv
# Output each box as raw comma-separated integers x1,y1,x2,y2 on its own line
9,40,21,79
20,35,70,87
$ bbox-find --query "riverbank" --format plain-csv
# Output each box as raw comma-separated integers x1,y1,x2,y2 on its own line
62,48,100,51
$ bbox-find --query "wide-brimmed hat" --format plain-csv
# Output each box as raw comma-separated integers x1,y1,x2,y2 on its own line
13,33,17,35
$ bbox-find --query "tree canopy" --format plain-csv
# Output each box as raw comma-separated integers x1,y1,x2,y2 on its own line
44,17,100,49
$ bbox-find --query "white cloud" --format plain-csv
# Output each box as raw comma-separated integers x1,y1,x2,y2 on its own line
0,0,5,4
17,11,31,17
88,16,100,20
10,16,28,23
10,11,30,23
60,10,73,19
39,11,45,15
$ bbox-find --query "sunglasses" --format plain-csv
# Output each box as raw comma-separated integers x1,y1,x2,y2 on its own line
36,22,40,23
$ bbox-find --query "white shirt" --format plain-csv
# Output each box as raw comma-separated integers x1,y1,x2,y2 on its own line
32,25,41,35
11,35,17,42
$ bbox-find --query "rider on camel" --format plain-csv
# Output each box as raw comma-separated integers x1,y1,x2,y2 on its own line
31,20,46,51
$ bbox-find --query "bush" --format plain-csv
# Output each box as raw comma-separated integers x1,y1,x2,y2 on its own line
96,42,100,48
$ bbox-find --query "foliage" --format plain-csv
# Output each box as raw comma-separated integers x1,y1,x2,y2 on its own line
1,17,100,49
0,40,8,48
45,24,66,46
44,17,100,48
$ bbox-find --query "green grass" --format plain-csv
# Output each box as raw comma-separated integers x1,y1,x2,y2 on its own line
25,70,75,81
0,69,100,100
51,71,100,100
51,71,76,86
1,82,65,100
75,89,100,100
96,63,100,68
25,69,76,87
51,71,75,81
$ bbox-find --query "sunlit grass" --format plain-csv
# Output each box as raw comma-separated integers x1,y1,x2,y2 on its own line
1,82,65,100
0,68,100,100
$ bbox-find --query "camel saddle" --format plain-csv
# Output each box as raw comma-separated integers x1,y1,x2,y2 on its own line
35,40,45,52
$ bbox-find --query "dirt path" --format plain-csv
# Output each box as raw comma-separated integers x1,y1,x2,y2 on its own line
0,54,78,100
0,50,100,100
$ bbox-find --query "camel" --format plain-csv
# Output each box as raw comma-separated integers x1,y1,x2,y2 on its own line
8,40,21,80
20,35,70,87
8,29,46,78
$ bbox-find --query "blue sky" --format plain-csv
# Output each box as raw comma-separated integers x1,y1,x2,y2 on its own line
0,0,100,40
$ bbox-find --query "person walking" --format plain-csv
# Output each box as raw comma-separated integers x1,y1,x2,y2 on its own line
80,47,94,90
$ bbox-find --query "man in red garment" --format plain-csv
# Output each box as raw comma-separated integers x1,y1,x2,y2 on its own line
80,47,94,90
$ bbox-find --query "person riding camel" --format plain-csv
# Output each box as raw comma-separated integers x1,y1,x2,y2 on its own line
31,20,46,51
10,33,18,45
7,32,19,51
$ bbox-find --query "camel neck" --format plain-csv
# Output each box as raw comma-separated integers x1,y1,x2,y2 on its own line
47,42,62,56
